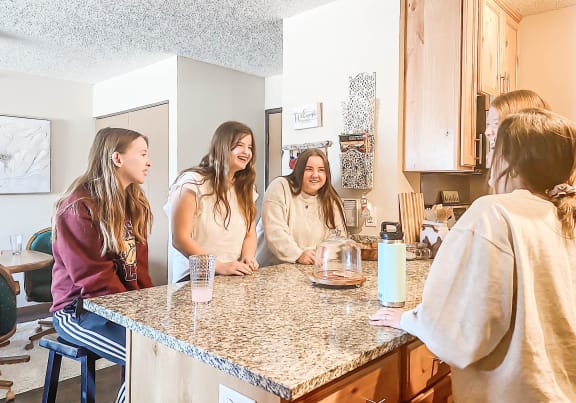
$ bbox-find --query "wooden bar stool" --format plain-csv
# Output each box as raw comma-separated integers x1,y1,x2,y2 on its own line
39,334,100,403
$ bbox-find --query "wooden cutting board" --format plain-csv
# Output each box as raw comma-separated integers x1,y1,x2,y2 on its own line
398,192,425,244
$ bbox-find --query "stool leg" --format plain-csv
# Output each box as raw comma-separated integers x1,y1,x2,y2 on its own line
80,355,96,403
42,351,62,403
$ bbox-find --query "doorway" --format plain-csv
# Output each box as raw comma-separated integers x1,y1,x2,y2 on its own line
265,108,282,188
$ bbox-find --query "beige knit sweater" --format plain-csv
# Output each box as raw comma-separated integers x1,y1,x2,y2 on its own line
256,177,346,267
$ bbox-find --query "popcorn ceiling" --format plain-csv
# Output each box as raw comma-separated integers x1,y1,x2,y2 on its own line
0,0,336,83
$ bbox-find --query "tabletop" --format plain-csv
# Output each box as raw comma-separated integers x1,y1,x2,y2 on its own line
0,249,54,273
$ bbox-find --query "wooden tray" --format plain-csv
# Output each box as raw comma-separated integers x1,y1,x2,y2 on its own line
309,271,366,287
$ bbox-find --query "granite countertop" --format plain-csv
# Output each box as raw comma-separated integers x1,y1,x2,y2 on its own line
85,260,431,400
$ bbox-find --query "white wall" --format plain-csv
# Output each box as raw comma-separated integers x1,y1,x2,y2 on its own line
265,75,283,110
0,70,93,305
518,6,576,121
176,57,265,193
283,0,414,236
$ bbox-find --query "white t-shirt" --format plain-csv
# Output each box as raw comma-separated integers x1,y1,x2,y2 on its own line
164,171,257,282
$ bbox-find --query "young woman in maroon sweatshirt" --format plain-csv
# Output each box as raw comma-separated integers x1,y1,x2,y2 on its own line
50,127,153,403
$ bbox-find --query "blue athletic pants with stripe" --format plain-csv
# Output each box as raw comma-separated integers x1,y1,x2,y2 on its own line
53,305,126,403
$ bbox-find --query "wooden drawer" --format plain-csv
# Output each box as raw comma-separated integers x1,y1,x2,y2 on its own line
295,350,400,403
403,340,450,401
409,374,452,403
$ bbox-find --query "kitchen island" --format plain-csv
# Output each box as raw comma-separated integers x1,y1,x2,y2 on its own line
85,260,433,402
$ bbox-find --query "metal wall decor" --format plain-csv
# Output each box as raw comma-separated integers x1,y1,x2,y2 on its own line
340,72,376,189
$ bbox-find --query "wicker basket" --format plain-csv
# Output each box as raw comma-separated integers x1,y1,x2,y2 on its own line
360,244,378,261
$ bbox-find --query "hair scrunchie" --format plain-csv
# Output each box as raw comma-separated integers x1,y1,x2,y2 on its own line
546,183,576,199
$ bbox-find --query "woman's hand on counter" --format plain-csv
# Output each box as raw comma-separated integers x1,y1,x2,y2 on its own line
369,308,405,329
241,256,259,271
296,249,315,265
216,260,254,276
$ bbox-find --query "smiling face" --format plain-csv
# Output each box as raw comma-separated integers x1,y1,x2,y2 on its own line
114,136,151,189
301,155,327,196
229,133,253,175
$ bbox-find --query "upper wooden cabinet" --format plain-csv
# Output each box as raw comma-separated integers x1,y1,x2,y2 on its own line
478,0,520,96
404,0,477,171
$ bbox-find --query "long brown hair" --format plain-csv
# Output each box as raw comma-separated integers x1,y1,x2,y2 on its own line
492,108,576,235
175,121,257,229
284,148,345,229
54,127,153,255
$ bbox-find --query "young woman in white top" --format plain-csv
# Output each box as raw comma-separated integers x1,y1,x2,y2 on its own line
370,108,576,402
165,121,258,282
256,148,346,267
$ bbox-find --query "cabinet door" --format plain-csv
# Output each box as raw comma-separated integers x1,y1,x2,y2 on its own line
501,15,518,93
479,0,501,96
296,351,400,403
404,0,464,171
403,340,451,401
409,374,452,403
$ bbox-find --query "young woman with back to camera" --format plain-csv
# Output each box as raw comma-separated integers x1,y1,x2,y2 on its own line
370,108,576,402
51,127,153,403
165,121,258,282
256,148,346,267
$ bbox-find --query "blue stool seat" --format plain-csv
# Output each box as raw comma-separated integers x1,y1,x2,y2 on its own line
39,334,100,403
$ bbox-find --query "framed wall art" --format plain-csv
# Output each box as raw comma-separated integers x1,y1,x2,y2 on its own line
292,103,323,130
0,115,51,194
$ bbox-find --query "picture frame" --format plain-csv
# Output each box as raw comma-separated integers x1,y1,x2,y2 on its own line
292,103,322,130
0,115,51,194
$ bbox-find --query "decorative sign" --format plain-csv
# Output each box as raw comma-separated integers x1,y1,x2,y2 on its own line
0,115,51,194
292,103,322,130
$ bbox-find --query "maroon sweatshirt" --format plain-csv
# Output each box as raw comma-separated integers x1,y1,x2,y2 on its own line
50,190,153,312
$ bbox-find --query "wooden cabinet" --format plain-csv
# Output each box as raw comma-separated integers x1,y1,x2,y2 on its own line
403,0,478,171
296,351,400,403
402,340,451,401
478,0,520,96
409,374,453,403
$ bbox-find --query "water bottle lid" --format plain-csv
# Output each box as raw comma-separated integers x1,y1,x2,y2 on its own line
380,221,403,241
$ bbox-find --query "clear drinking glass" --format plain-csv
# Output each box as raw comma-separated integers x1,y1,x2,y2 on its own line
189,255,216,303
10,234,23,255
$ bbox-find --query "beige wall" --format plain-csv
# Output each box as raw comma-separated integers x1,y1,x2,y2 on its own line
0,69,93,305
282,0,415,236
176,57,265,196
518,5,576,121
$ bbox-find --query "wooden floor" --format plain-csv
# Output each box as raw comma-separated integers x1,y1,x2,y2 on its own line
1,365,122,403
1,304,122,402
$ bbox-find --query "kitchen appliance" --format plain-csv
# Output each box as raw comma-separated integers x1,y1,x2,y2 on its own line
311,230,365,287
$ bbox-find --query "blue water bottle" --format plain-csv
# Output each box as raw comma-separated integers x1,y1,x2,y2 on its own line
378,221,406,307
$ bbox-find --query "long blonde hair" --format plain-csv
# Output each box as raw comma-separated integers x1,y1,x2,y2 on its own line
491,89,549,121
175,121,257,229
284,148,345,230
492,108,576,235
54,127,153,255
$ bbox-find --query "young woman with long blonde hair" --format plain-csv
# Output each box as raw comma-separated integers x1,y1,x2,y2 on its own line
51,127,153,403
165,121,258,282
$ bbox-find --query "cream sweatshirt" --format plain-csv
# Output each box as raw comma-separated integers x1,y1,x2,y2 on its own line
400,189,576,402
